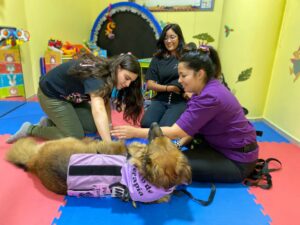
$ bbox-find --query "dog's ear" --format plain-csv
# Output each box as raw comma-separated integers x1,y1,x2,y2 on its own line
148,122,163,142
175,156,192,185
144,164,171,189
127,142,148,169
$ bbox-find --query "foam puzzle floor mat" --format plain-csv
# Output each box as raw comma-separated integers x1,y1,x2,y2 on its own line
0,101,298,225
53,183,270,225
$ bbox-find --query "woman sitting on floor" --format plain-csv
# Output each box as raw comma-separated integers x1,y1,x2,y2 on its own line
111,45,259,183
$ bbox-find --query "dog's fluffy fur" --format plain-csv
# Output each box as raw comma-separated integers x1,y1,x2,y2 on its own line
6,124,191,203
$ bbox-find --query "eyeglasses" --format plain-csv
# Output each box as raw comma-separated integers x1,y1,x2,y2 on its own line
164,35,178,41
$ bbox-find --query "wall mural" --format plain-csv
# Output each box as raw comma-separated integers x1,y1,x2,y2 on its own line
290,46,300,82
224,25,234,38
90,2,162,58
192,32,215,46
230,68,253,95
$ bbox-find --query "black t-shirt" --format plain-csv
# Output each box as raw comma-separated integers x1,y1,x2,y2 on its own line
146,56,185,103
40,60,105,103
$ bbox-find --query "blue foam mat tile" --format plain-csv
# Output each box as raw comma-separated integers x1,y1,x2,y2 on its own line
252,121,289,143
0,114,45,134
1,102,44,119
54,183,270,225
0,101,26,117
0,102,45,134
246,190,272,224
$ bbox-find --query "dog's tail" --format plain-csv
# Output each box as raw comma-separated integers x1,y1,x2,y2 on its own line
6,137,40,170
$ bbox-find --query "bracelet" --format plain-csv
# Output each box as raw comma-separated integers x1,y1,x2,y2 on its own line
166,85,168,92
173,139,181,149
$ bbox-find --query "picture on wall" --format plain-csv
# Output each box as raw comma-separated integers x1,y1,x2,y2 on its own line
133,0,214,12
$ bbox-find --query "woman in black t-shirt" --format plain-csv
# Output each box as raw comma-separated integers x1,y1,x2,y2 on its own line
141,23,187,128
6,53,143,143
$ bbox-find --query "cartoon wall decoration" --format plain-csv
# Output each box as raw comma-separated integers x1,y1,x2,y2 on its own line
90,2,162,58
104,4,116,39
289,46,300,82
192,33,215,46
231,68,253,95
224,25,234,37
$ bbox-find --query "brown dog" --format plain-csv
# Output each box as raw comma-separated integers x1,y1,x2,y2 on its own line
6,123,191,203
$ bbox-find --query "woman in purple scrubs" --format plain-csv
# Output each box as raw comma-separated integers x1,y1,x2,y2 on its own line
112,45,258,182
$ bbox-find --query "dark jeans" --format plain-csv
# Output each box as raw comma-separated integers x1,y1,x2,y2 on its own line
141,100,186,128
29,88,97,140
183,142,256,183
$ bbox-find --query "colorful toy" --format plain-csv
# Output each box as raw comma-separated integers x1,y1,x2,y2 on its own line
84,41,107,57
60,42,90,57
0,27,30,49
48,39,63,51
0,28,11,41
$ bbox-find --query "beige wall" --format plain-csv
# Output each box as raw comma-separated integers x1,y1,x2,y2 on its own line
264,0,300,142
218,0,285,118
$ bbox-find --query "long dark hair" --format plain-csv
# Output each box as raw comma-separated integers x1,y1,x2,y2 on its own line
112,54,143,125
155,23,185,59
179,45,222,82
68,53,143,125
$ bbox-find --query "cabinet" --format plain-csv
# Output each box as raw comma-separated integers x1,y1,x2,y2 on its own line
0,48,25,98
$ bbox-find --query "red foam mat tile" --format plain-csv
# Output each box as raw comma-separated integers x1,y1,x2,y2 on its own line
249,142,300,225
0,135,65,225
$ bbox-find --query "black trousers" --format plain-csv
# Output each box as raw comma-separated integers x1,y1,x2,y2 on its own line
183,143,256,183
141,100,186,127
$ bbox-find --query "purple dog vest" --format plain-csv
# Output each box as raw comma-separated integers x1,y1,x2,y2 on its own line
67,154,126,197
67,154,175,202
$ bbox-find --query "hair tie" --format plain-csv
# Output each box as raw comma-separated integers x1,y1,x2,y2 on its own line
198,45,210,54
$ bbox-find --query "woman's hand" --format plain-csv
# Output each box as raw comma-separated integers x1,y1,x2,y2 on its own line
167,85,181,94
111,125,138,139
183,92,193,100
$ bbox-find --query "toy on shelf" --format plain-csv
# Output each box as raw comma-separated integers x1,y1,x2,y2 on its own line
0,27,30,49
61,42,89,58
42,39,93,74
48,39,63,52
84,41,107,57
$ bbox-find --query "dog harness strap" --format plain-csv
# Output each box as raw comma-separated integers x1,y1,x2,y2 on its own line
69,165,122,176
67,154,126,197
244,157,282,189
174,183,216,206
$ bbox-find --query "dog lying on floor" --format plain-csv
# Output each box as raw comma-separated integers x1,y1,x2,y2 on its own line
6,123,191,204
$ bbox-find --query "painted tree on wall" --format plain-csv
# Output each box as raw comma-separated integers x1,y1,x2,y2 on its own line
193,33,214,46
